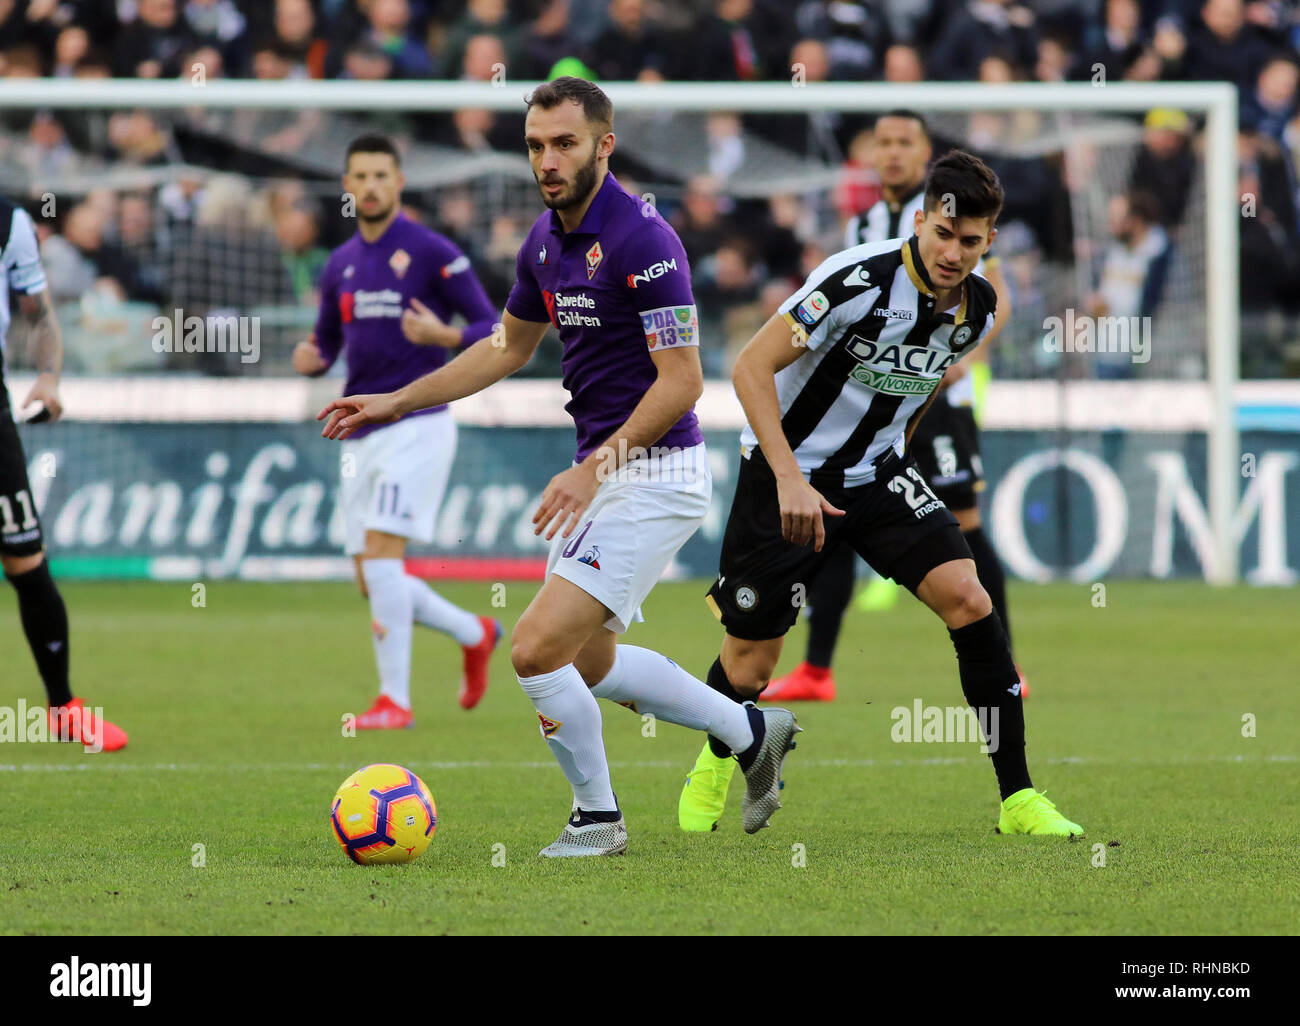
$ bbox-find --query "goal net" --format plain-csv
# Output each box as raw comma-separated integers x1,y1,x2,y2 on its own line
1,80,1259,584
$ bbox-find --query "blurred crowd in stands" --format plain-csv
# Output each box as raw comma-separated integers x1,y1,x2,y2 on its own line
1,0,1298,377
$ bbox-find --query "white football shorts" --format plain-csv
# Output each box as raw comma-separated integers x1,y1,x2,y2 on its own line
340,411,456,556
546,442,712,633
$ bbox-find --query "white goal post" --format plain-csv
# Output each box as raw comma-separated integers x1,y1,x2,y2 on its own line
0,79,1240,582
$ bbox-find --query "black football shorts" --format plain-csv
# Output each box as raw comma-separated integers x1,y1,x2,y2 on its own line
0,411,45,557
910,398,983,511
706,446,970,641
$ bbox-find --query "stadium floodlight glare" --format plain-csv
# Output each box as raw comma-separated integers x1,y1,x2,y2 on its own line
0,79,1239,582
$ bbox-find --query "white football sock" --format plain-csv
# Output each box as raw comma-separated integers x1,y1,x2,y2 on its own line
406,575,485,646
590,646,754,754
517,663,617,812
362,559,413,709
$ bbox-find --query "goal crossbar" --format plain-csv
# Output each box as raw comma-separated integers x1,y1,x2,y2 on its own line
0,79,1240,582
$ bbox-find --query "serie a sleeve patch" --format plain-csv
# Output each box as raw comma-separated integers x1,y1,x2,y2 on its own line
640,304,699,350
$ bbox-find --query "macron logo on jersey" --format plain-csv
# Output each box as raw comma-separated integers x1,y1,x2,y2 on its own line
626,258,677,288
843,266,872,289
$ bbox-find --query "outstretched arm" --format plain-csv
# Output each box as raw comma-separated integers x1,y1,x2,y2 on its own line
318,312,548,438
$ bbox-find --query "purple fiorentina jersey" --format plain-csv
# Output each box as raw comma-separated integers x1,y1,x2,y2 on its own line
314,214,497,438
506,173,704,462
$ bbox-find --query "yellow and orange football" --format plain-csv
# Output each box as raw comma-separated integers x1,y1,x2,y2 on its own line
330,763,437,865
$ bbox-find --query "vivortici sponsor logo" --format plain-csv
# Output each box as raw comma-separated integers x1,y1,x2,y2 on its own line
844,335,955,396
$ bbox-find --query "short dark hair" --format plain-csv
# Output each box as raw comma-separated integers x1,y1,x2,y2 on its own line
875,109,929,139
923,150,1003,224
525,76,613,135
346,133,400,169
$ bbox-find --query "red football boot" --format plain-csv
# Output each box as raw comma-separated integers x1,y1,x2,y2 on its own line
459,617,501,710
761,662,836,702
48,698,128,752
1016,663,1031,699
354,694,413,730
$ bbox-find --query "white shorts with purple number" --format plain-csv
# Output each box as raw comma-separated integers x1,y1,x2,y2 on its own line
340,411,456,556
546,442,712,633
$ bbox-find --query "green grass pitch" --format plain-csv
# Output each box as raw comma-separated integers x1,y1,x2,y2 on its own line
1,579,1296,935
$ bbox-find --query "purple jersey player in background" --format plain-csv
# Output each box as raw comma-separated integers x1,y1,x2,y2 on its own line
318,80,799,857
295,134,501,730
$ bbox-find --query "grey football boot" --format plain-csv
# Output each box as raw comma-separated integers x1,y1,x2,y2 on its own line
539,805,629,857
739,705,802,833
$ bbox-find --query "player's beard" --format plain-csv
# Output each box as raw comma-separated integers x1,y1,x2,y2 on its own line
539,150,600,211
358,197,397,225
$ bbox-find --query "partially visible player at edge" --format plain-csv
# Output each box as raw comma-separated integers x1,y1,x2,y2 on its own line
318,78,799,856
766,108,1024,704
678,152,1083,837
296,135,501,728
1,194,127,750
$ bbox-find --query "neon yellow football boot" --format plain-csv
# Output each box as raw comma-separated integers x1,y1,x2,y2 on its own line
856,574,900,612
996,788,1084,837
678,741,737,832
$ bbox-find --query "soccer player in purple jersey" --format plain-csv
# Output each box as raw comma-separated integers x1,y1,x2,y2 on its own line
319,80,799,856
297,135,502,729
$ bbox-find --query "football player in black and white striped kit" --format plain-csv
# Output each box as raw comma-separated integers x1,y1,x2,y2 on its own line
1,195,128,750
677,152,1082,838
765,109,1025,704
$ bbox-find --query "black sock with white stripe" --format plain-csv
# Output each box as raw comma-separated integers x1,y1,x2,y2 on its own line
704,657,746,759
947,612,1031,800
6,560,72,707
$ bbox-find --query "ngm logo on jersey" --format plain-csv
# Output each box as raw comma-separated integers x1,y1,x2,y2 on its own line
626,258,677,288
0,700,105,752
151,308,260,364
50,957,151,1006
845,335,955,396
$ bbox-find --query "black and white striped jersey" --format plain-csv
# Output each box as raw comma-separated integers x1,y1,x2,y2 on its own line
739,234,996,488
843,184,925,250
0,197,49,403
845,185,996,408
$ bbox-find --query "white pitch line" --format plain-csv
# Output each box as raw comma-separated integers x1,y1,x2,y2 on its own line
0,754,1294,773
